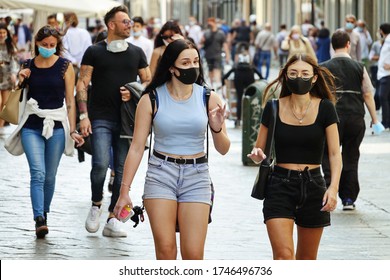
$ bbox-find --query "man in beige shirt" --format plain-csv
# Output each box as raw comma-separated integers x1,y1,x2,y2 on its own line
254,22,277,79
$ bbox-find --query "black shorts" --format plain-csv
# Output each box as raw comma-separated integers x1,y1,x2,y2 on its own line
263,165,330,228
206,57,222,71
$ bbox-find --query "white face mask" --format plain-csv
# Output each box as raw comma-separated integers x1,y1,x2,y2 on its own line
292,33,300,40
106,40,128,53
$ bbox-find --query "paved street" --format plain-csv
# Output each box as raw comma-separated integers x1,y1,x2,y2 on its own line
1,65,390,260
1,113,390,260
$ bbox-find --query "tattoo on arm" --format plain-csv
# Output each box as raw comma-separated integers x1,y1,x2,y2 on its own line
76,65,93,113
79,67,92,81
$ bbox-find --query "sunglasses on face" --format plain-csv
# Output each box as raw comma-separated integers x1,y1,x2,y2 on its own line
161,34,174,40
112,19,134,26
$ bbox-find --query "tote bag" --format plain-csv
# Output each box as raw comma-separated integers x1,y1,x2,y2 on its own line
0,82,28,125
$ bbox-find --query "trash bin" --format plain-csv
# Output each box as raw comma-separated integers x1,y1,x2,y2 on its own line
241,80,269,166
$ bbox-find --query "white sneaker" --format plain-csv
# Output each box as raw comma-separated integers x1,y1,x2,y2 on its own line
85,205,102,233
102,218,127,237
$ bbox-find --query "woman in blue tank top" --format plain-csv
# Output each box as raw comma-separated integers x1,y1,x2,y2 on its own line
13,25,84,239
248,53,342,259
114,39,230,259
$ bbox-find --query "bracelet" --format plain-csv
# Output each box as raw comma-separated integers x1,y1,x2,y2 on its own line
210,126,222,133
121,182,131,191
70,130,78,135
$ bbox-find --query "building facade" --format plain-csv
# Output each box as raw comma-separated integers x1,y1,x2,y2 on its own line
125,0,389,36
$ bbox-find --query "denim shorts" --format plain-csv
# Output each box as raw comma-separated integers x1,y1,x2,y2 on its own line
143,154,212,205
263,165,330,228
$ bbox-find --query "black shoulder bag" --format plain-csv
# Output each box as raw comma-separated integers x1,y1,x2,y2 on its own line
251,99,278,200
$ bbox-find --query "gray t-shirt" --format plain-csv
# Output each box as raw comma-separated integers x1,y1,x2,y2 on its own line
203,29,226,59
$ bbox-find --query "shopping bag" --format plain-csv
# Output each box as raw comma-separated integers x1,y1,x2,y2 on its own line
0,85,27,125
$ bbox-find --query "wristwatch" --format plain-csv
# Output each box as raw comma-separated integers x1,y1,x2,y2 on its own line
79,113,88,121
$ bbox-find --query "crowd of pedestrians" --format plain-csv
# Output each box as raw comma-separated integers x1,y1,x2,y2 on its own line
0,5,389,261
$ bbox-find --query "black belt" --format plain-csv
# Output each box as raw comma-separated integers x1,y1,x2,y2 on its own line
273,165,321,178
153,150,208,164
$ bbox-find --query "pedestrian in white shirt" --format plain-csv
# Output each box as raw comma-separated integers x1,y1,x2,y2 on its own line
62,12,92,82
378,23,390,130
126,17,153,64
355,19,373,66
185,16,203,47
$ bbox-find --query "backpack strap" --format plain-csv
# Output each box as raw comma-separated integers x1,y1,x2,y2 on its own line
147,87,211,159
203,86,212,158
148,91,156,159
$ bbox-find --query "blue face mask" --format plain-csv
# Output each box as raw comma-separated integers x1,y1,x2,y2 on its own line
38,46,56,58
132,31,142,37
345,22,355,30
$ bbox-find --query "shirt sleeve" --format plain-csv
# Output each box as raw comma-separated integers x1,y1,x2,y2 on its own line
138,47,148,69
361,67,374,94
80,45,94,66
322,99,339,128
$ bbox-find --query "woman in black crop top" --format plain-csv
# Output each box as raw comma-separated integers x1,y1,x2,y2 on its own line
248,53,342,260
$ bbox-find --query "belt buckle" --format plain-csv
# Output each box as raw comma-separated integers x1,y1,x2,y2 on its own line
174,157,186,164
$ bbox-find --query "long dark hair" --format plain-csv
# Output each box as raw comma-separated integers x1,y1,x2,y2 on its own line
154,20,183,49
263,53,336,104
34,25,64,57
144,39,205,93
0,23,16,56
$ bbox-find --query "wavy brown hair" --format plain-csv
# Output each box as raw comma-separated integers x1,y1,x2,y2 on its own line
33,25,64,57
263,53,336,105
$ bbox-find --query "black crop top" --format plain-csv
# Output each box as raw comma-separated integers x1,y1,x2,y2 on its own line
261,99,339,164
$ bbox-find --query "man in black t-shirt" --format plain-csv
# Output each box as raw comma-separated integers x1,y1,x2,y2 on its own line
76,5,151,237
200,17,230,89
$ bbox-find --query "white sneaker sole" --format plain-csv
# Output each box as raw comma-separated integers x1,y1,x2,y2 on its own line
85,222,100,233
85,208,102,233
342,205,356,211
102,227,127,237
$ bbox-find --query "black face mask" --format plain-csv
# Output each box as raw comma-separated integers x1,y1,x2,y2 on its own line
173,66,200,85
286,77,314,95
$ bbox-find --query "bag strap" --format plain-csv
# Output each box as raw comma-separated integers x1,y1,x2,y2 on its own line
204,86,212,158
147,91,156,159
17,59,33,102
263,99,278,162
19,59,32,89
258,33,272,50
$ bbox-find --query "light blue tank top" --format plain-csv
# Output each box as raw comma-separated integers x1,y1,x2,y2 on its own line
153,83,208,155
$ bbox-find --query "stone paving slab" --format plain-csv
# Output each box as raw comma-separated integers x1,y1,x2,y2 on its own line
1,117,390,260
